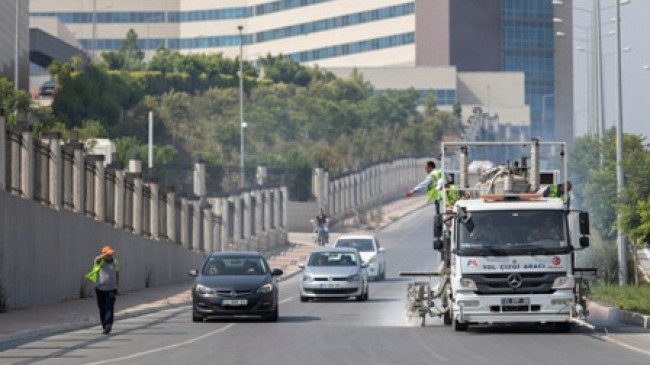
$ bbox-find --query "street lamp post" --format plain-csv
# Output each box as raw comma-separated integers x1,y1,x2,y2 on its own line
14,0,19,90
238,25,245,188
614,0,627,285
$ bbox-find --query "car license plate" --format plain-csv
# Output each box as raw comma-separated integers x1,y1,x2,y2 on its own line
501,297,530,305
222,299,247,306
321,283,339,288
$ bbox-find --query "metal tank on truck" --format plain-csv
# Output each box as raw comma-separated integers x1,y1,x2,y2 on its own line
400,140,595,332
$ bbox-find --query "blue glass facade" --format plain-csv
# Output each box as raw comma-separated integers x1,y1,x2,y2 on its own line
501,0,555,140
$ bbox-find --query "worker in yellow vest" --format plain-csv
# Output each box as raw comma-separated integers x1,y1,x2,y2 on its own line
406,160,443,215
543,181,572,207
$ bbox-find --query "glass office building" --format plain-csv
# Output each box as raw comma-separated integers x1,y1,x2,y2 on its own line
502,0,556,140
29,0,571,141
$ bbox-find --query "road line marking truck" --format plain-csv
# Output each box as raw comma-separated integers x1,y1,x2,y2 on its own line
401,140,594,332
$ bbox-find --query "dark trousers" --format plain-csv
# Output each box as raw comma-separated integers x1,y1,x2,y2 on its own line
433,200,440,216
96,289,117,329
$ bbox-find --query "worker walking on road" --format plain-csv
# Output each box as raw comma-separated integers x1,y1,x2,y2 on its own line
87,245,120,334
406,160,443,215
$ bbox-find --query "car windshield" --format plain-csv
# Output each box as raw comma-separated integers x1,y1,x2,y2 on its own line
459,210,568,254
201,256,269,276
308,252,358,267
335,238,375,252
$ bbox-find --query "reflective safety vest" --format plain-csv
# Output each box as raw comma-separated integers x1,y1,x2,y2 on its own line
85,259,119,283
446,184,459,206
548,184,569,203
426,169,442,202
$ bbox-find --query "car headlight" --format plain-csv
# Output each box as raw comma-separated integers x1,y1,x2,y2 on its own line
195,284,218,297
460,278,477,289
366,255,377,264
256,283,273,294
348,274,361,281
552,276,574,289
302,274,313,282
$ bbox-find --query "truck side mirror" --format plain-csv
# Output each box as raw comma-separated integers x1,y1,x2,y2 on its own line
579,236,590,248
433,214,443,238
579,212,590,236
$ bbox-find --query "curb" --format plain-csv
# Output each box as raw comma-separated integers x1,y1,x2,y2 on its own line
587,301,650,330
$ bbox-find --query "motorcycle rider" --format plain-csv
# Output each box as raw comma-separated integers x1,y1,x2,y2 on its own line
312,208,330,244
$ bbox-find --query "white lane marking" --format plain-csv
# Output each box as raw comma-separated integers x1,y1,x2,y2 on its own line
280,296,296,304
83,323,236,365
602,327,650,357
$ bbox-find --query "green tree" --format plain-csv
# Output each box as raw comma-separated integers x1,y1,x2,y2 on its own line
100,29,144,71
0,77,31,124
52,65,144,128
120,29,145,71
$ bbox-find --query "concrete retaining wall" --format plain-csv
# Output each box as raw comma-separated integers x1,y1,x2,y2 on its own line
0,192,206,309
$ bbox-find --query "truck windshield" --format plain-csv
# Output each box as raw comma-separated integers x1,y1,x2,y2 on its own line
458,210,568,255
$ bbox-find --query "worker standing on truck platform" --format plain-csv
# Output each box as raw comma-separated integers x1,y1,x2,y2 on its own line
544,181,572,207
405,160,443,215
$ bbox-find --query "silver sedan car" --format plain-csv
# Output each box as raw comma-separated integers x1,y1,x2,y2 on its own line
299,248,369,302
334,235,386,281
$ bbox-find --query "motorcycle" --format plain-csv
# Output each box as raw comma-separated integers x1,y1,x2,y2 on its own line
311,220,329,246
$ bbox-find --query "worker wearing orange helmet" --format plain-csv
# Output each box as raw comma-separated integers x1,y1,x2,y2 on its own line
90,245,120,334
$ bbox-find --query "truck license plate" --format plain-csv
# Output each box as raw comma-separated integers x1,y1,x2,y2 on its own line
222,299,247,306
501,297,530,305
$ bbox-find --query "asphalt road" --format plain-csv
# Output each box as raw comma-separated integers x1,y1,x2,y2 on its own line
2,209,649,365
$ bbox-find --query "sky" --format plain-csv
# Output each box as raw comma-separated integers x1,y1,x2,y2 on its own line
571,0,650,140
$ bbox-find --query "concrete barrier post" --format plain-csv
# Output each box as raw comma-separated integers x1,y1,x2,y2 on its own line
9,129,21,195
203,205,213,252
343,177,350,215
191,199,202,252
93,155,105,222
280,186,289,244
72,143,85,213
208,198,222,252
132,174,143,235
221,198,231,251
193,161,206,198
273,188,282,247
114,169,125,229
180,196,190,249
20,131,33,199
253,190,264,252
233,195,243,250
264,189,273,249
203,204,215,253
44,133,62,209
166,190,176,243
149,181,159,240
243,191,252,250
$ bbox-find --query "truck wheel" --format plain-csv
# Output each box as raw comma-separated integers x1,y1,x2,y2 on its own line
453,318,468,331
442,294,452,325
554,322,572,333
443,308,452,325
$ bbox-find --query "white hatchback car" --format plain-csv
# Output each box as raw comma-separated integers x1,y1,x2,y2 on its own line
334,235,386,280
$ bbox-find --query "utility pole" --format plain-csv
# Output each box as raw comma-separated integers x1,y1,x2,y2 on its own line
14,0,19,90
238,25,245,188
614,0,627,285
